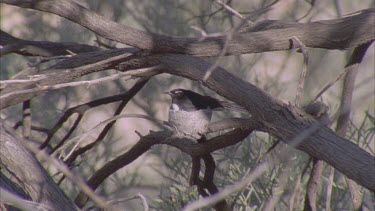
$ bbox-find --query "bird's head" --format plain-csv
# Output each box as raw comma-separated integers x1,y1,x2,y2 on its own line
165,89,187,100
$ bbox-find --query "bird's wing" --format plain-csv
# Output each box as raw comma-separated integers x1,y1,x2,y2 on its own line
184,89,248,112
216,101,248,113
184,90,222,110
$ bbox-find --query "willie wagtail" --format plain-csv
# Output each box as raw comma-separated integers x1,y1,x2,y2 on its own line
165,88,247,139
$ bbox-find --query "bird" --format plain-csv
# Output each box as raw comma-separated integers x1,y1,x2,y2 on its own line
165,88,247,139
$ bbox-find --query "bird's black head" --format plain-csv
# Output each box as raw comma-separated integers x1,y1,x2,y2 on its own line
166,89,187,100
166,88,223,111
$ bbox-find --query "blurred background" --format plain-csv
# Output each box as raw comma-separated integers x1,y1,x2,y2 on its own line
1,0,374,210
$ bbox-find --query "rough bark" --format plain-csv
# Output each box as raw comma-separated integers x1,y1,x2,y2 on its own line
2,1,374,56
335,42,373,210
0,48,142,109
75,125,256,207
159,54,375,191
0,125,79,210
1,1,374,209
0,30,101,57
1,51,374,191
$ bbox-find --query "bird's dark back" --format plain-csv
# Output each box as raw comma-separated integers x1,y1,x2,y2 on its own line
183,90,223,110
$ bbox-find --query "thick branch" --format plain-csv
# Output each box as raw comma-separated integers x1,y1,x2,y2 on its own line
2,1,374,56
0,48,157,109
335,42,373,210
1,45,374,192
74,130,167,207
0,30,101,57
0,126,79,210
1,51,374,190
303,102,330,211
164,128,254,156
157,54,375,191
75,124,256,207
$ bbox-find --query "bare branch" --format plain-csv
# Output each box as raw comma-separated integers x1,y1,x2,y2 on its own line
62,78,149,165
2,2,374,210
312,70,347,103
55,114,168,162
335,41,373,210
91,193,149,211
3,1,374,56
2,49,373,190
183,157,269,211
0,187,51,211
215,0,254,25
74,130,169,207
22,100,31,139
0,49,158,109
40,78,149,151
158,54,375,191
291,36,309,107
183,115,332,210
0,66,159,101
74,119,258,207
0,30,101,57
0,126,80,210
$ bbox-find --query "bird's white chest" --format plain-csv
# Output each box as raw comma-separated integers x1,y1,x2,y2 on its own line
168,109,212,139
171,103,181,111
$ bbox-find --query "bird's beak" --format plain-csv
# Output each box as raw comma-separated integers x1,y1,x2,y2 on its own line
164,91,172,96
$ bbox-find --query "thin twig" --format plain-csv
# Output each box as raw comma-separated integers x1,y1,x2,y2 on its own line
136,193,149,211
3,126,109,209
0,187,51,211
333,42,373,210
311,71,346,103
28,55,74,68
63,78,150,165
0,66,160,100
41,78,148,150
203,0,257,81
325,167,335,211
202,32,233,81
288,176,301,211
95,193,149,211
183,121,323,210
0,77,45,85
215,0,255,25
291,36,309,107
55,114,169,162
22,100,31,139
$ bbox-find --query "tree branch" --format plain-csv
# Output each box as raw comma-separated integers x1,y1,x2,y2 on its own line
64,78,150,166
0,126,80,210
158,53,375,191
0,30,101,57
335,41,373,210
74,120,257,207
2,1,374,56
0,49,159,109
2,49,373,191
